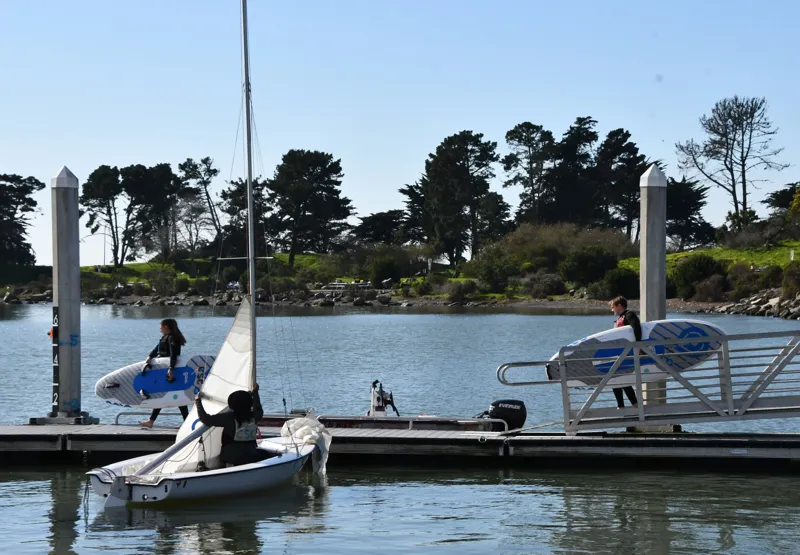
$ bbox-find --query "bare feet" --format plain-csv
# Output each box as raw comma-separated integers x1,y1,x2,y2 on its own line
139,420,154,428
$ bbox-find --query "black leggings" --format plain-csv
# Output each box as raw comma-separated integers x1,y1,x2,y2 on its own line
613,387,638,408
149,405,190,421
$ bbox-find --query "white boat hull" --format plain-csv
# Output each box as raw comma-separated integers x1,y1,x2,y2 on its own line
88,438,314,507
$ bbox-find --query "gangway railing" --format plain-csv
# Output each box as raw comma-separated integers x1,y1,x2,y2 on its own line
496,330,800,434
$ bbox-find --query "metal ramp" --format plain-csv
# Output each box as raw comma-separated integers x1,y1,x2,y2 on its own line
497,330,800,435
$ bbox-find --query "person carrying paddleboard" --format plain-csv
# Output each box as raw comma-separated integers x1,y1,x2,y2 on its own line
609,296,639,409
139,318,189,428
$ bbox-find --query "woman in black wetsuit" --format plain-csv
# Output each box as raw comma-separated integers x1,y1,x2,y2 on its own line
139,318,189,428
195,383,270,467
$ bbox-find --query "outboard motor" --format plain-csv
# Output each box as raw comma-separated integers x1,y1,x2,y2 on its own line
368,380,400,417
476,399,527,431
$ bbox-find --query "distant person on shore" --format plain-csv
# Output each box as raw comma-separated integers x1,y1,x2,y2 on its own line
610,296,640,409
139,318,189,428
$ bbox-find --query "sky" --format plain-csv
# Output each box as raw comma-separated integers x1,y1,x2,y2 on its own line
1,0,798,266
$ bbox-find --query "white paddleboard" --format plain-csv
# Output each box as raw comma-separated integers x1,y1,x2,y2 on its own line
546,319,726,387
95,355,215,409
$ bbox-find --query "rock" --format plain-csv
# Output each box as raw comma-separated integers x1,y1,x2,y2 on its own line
363,301,373,307
2,293,18,303
27,293,48,302
376,294,391,305
341,296,353,304
314,299,335,307
365,290,378,301
133,300,146,307
43,289,53,300
216,300,227,306
401,302,413,307
353,297,365,307
192,298,210,306
314,292,326,299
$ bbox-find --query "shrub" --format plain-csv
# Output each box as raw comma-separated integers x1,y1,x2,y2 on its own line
446,280,478,303
369,255,403,287
143,268,176,295
523,272,566,299
671,254,725,299
257,275,295,294
173,277,190,293
132,282,152,296
194,277,212,296
757,265,783,289
586,281,611,300
559,246,618,286
469,243,519,293
693,274,727,302
782,261,800,299
602,267,639,300
221,265,240,284
80,271,104,292
413,280,434,296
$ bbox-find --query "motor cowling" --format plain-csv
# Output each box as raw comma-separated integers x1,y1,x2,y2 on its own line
484,399,527,431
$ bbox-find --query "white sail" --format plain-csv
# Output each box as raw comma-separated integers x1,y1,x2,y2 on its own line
151,299,254,475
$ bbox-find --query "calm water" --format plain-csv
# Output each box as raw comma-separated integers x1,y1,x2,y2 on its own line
1,305,799,553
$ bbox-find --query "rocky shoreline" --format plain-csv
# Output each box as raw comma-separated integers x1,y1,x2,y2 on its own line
7,284,800,318
0,285,729,313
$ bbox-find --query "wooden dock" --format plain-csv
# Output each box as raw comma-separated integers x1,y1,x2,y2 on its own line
4,423,800,472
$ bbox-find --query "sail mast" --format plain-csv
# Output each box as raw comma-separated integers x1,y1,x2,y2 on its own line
241,0,257,385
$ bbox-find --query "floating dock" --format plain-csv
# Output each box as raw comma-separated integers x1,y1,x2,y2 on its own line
4,422,800,472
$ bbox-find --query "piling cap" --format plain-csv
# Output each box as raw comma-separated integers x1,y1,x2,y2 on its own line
51,166,79,189
640,164,667,188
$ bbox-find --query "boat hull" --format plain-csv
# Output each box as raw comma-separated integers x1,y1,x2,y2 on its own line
88,438,313,507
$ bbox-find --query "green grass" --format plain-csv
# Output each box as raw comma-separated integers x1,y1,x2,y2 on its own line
619,241,800,274
271,253,322,270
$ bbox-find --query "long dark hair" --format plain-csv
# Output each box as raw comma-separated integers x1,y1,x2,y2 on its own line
161,318,187,346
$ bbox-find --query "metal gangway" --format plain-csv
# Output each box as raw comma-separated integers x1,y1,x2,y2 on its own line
497,330,800,435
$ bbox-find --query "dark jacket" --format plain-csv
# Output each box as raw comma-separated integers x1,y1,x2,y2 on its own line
195,390,264,448
148,334,181,370
615,310,642,341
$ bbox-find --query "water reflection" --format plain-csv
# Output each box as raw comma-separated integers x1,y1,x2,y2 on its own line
4,467,800,554
89,476,331,555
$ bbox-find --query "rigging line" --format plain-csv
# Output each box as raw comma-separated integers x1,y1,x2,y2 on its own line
249,99,310,407
249,94,299,410
250,102,309,407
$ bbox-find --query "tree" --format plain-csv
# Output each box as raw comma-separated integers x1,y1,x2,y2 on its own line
218,176,269,259
124,163,185,263
501,122,556,223
177,190,216,275
80,165,140,266
763,182,800,217
0,174,45,265
666,177,715,251
475,191,513,246
676,96,788,231
178,157,222,239
424,130,500,257
352,209,406,245
399,177,436,246
540,116,599,226
264,149,353,267
593,128,649,238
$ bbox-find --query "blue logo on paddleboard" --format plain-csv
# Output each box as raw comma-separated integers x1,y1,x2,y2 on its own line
591,323,719,373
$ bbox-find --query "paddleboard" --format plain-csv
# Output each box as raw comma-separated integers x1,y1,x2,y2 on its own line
546,319,726,387
95,355,216,409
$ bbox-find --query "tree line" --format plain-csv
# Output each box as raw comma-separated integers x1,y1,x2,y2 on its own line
0,95,792,270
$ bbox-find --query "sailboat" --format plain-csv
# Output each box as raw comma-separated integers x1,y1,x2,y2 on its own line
87,0,330,508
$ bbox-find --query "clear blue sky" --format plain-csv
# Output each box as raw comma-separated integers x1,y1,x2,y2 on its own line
2,0,798,266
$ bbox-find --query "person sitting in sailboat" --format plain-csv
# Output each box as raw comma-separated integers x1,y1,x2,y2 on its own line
195,383,269,466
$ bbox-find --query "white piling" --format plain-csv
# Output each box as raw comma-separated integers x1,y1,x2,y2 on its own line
30,167,96,425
